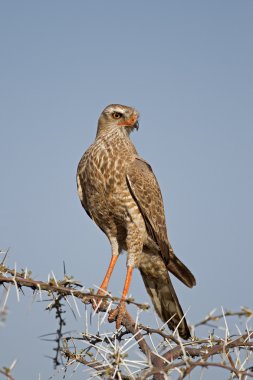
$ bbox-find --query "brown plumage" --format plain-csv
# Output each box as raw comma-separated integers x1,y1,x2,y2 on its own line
77,104,196,339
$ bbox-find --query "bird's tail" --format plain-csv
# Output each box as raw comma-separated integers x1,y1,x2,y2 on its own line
167,243,196,288
168,255,196,288
139,251,191,340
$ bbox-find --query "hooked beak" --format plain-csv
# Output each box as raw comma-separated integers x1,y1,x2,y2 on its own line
134,120,139,130
118,115,139,130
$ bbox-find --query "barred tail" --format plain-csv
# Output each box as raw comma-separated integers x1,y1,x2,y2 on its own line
139,252,191,340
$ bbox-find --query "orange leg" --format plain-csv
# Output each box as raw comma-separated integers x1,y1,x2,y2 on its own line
121,266,133,302
108,266,133,329
92,254,119,311
99,254,119,293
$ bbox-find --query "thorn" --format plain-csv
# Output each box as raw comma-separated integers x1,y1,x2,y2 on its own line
1,285,11,311
63,261,67,277
9,358,17,371
0,248,10,265
37,284,43,301
71,291,81,318
51,271,58,287
12,275,20,303
173,307,190,338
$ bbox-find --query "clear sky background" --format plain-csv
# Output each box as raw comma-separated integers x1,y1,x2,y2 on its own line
0,1,253,379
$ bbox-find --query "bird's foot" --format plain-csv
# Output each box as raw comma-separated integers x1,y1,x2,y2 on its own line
92,288,109,312
108,301,126,329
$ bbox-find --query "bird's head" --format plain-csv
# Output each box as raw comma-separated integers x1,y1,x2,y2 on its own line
97,104,139,136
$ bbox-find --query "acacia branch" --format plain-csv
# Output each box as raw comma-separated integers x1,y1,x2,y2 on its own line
178,360,253,379
194,308,253,328
2,261,253,380
162,331,253,362
0,265,149,310
0,369,15,380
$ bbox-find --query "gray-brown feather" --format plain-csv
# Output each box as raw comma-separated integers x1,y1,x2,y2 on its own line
77,104,195,339
139,251,191,340
127,158,196,288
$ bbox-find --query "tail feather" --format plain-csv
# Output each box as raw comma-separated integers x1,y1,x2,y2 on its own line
139,252,191,340
167,243,196,288
168,255,196,288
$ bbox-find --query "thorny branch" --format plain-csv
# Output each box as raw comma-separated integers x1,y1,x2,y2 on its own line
0,264,149,310
41,295,67,368
1,260,253,379
194,307,253,328
0,368,15,380
60,308,253,380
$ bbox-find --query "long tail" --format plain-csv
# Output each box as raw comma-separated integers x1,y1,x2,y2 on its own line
139,252,191,339
168,255,196,288
168,243,196,288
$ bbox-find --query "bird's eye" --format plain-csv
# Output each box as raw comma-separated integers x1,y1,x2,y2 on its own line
112,112,122,119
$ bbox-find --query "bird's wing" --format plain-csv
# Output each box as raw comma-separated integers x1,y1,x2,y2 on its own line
76,153,93,220
126,157,171,264
127,157,196,288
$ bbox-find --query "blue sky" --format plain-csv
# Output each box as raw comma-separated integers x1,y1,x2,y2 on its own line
1,1,253,378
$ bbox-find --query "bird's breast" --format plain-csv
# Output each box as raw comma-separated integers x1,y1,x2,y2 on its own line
80,145,131,212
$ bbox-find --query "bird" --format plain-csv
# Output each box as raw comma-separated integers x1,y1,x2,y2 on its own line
76,104,196,339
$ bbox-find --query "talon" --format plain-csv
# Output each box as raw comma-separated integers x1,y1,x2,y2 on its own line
108,302,126,329
92,289,109,312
